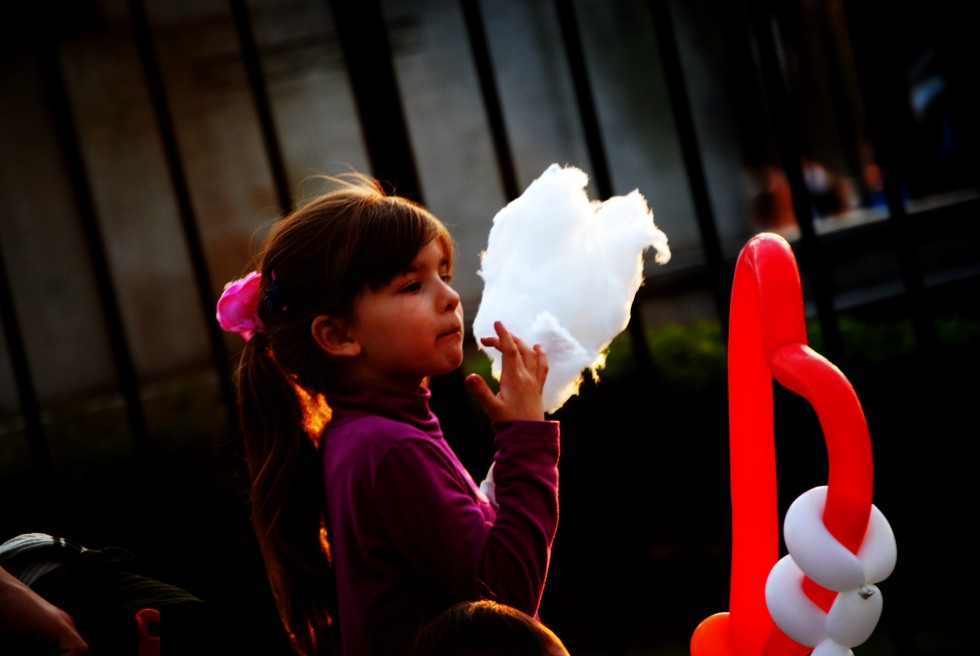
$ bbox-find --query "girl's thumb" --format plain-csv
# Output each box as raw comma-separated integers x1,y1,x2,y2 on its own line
465,374,495,412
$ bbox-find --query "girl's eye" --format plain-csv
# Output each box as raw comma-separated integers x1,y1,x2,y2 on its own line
400,281,422,293
441,273,453,284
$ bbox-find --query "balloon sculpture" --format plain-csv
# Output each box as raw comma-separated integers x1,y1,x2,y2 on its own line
691,233,897,656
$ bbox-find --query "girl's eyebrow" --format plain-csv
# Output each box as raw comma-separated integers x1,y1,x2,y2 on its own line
406,254,449,272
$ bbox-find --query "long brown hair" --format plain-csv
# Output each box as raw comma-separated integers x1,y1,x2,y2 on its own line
234,173,454,655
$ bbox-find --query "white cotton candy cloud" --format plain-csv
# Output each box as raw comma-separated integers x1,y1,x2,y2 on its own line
472,163,671,414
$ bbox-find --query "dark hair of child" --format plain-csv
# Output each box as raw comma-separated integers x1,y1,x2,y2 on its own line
412,599,570,656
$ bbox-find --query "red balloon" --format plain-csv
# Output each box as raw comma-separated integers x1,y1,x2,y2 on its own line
692,233,875,656
691,612,733,656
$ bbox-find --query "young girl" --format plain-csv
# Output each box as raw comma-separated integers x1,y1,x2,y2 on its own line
216,173,560,656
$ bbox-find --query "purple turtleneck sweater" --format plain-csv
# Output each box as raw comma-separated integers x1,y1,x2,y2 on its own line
320,385,560,656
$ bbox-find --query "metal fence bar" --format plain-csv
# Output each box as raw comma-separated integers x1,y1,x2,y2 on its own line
460,0,520,202
127,0,239,439
40,45,151,456
552,0,653,375
230,0,294,214
745,0,844,362
648,0,731,330
840,1,935,351
328,0,422,202
552,0,612,198
0,237,50,477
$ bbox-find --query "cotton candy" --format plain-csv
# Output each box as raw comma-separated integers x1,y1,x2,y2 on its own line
472,163,670,413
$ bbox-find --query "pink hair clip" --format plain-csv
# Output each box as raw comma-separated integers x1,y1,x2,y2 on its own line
216,271,263,341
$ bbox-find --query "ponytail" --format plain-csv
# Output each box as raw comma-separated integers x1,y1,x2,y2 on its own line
238,335,337,656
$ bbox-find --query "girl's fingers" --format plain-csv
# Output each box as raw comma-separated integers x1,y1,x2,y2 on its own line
495,323,537,365
495,323,522,371
511,334,536,361
532,344,549,386
471,322,548,422
496,321,517,351
483,322,548,387
479,337,500,354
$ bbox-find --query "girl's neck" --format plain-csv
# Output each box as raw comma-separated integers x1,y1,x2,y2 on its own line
340,369,427,396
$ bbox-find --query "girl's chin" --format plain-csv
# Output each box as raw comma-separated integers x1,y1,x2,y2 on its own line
438,351,465,375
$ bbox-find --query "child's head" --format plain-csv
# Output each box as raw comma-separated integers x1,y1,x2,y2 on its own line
248,172,457,392
412,600,571,656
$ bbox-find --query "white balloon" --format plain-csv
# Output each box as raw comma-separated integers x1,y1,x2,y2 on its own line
812,639,854,656
766,555,827,646
783,487,867,591
783,486,898,592
856,506,898,584
826,585,883,647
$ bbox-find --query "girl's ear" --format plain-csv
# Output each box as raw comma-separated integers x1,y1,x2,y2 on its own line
311,315,362,357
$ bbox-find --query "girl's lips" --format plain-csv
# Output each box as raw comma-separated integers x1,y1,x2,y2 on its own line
439,326,463,340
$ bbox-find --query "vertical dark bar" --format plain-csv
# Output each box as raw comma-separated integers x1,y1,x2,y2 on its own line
745,0,844,361
39,46,151,455
127,0,240,439
329,0,473,447
552,3,627,652
460,0,520,201
838,8,935,653
230,0,293,214
648,0,731,330
841,0,935,351
551,0,611,198
328,0,422,202
552,0,652,375
0,240,51,477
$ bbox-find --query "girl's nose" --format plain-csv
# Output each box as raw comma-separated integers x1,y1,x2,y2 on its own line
442,282,460,312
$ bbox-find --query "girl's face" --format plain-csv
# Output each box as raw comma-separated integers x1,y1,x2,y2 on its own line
345,238,464,392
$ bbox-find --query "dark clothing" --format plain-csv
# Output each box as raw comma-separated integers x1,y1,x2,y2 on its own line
0,533,218,656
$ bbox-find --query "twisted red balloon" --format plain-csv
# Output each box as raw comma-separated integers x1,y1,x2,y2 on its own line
691,233,874,656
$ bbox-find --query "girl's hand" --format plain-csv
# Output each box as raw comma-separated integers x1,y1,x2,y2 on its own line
466,321,548,423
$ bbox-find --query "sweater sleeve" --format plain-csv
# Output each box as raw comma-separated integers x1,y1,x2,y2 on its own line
482,419,561,612
373,419,559,616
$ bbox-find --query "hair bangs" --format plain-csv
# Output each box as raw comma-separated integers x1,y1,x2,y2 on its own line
355,197,454,292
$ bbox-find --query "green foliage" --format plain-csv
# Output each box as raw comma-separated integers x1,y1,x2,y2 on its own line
590,321,727,392
807,314,980,365
646,321,727,387
807,316,916,363
935,314,980,350
600,312,980,391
